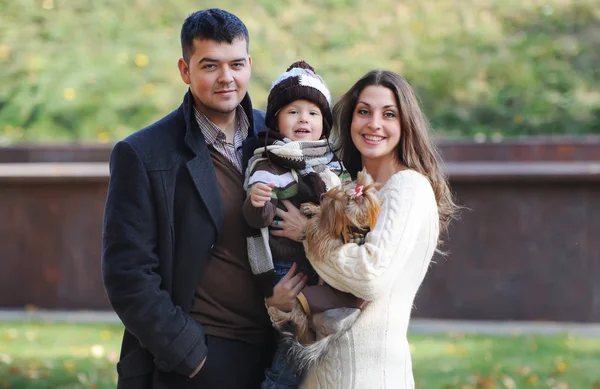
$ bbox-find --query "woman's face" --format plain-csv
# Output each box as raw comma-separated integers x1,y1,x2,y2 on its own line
350,85,401,165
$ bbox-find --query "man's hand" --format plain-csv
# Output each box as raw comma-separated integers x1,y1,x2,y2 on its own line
266,262,307,312
188,356,207,378
250,183,274,207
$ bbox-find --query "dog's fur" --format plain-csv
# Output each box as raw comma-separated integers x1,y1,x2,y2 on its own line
267,169,381,371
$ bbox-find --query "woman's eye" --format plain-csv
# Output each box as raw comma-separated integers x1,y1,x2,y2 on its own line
357,108,369,115
384,111,397,118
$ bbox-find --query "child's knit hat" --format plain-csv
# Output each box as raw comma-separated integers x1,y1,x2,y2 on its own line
265,60,333,138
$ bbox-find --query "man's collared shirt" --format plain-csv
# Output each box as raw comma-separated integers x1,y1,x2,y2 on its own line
194,106,249,174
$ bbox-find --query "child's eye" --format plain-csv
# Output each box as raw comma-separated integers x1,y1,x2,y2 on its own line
310,111,320,116
288,110,298,114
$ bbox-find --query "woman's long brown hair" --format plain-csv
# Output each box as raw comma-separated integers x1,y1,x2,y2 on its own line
331,69,459,236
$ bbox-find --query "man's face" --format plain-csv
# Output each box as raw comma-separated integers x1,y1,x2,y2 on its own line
178,38,252,120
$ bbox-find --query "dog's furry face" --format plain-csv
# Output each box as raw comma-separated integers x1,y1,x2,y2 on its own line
309,169,381,245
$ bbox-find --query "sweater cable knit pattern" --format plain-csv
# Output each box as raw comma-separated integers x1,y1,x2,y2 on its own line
300,170,439,389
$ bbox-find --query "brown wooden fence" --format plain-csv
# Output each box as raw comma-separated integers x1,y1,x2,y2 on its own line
1,137,599,321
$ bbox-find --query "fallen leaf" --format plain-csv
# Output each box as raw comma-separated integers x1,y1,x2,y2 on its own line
553,360,569,375
502,376,516,389
476,376,496,388
64,360,76,373
2,329,18,342
526,375,539,386
100,330,112,341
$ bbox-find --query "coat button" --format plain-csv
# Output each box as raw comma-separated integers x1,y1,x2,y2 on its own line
156,360,169,371
210,244,215,251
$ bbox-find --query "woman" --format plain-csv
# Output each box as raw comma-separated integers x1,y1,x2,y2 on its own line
267,69,458,388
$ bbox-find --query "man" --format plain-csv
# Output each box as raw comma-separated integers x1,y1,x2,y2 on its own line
101,8,305,389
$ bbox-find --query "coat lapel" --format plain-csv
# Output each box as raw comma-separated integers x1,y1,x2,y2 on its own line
180,90,260,235
182,92,223,234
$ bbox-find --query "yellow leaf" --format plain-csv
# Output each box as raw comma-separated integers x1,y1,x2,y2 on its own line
513,114,524,124
526,375,539,386
143,83,156,96
3,329,18,342
593,380,600,389
96,131,111,143
135,54,149,68
553,360,569,375
64,360,76,373
476,376,495,388
24,304,37,312
100,330,112,341
64,88,76,101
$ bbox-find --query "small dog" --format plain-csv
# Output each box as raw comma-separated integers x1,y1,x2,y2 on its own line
267,168,380,370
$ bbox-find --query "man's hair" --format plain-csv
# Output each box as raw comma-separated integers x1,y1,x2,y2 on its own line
180,8,249,63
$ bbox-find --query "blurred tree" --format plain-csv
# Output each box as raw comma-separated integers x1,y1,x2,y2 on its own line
0,0,598,143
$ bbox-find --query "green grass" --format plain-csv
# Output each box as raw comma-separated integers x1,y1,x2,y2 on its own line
0,322,599,388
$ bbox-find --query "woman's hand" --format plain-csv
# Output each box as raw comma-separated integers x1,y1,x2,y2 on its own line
266,262,308,312
270,200,308,242
250,183,274,207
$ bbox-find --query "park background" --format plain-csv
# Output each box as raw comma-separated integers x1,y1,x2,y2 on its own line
1,0,600,388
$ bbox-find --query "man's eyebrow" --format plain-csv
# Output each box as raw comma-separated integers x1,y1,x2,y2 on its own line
198,58,219,64
198,57,247,64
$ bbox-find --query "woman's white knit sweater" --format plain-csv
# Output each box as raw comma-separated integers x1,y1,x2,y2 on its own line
301,169,439,389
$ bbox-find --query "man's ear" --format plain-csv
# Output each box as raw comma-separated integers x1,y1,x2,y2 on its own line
178,58,191,85
248,55,252,68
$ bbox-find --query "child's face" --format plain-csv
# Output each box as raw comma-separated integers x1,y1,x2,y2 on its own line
276,100,323,141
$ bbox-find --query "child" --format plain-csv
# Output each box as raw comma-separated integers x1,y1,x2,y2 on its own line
242,61,360,388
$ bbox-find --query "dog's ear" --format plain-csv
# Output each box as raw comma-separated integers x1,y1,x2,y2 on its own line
357,168,374,187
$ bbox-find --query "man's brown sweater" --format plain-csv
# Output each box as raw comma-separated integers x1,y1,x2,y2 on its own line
190,148,272,345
